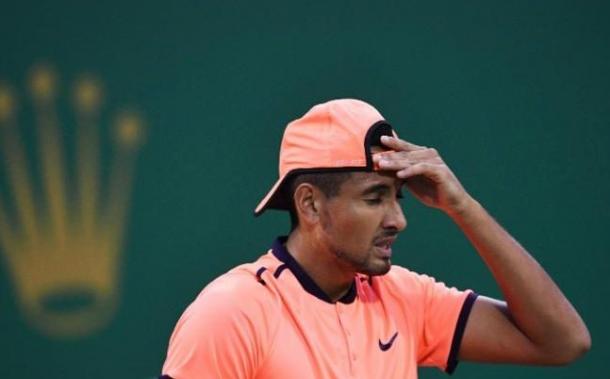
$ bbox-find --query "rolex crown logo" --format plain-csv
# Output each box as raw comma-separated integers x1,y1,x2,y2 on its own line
0,64,145,338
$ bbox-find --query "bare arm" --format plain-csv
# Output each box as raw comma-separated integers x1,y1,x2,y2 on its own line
376,135,591,365
449,198,590,364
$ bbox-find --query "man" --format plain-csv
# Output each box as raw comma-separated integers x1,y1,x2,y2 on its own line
160,99,590,378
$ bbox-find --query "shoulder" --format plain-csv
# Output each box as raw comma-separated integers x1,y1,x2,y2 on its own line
162,253,282,377
187,254,282,323
166,253,282,352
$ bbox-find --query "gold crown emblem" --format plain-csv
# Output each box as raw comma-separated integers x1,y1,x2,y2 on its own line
0,64,144,338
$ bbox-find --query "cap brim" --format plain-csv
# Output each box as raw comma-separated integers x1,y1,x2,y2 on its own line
254,155,388,217
254,175,287,217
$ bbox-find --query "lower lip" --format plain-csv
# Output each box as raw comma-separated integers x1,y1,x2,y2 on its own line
375,245,392,258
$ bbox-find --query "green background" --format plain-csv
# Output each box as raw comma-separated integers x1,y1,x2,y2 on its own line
1,1,608,378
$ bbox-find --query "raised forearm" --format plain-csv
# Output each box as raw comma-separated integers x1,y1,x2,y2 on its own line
376,135,590,363
449,196,591,362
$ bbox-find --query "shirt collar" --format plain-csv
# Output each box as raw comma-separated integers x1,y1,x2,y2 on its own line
271,236,357,304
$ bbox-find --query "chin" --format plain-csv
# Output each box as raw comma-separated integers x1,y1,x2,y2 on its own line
360,261,392,276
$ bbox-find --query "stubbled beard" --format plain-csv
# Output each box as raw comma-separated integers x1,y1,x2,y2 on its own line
332,246,391,276
321,213,391,276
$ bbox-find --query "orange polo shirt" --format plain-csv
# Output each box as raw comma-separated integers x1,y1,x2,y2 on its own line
161,237,477,379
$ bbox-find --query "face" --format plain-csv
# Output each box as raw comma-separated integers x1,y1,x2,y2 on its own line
317,171,407,276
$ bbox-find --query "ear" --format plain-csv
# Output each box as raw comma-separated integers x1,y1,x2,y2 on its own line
293,183,323,225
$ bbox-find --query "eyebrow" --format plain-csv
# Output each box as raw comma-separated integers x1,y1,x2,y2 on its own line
360,182,404,197
361,183,392,196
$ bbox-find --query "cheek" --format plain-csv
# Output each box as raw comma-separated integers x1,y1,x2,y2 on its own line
329,204,380,245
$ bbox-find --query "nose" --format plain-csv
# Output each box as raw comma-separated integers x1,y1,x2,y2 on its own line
383,199,407,231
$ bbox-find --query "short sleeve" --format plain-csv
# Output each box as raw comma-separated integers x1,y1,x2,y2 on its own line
415,274,477,373
161,274,276,379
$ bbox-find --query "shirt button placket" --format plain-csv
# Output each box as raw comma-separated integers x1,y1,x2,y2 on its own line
336,303,357,375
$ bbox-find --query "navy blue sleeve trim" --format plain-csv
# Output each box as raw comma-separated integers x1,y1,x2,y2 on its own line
159,376,172,379
273,263,288,278
445,292,479,375
256,266,267,285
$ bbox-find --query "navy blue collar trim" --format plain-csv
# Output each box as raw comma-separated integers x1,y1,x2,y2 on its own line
271,236,357,304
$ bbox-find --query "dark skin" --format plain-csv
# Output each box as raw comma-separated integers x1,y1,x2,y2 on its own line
286,170,406,300
287,135,591,365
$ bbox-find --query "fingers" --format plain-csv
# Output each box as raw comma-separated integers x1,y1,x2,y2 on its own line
376,155,442,171
374,148,443,168
375,152,446,180
395,162,444,179
380,135,426,151
375,136,447,179
397,147,441,161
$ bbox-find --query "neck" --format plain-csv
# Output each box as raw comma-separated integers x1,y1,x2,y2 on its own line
285,228,355,302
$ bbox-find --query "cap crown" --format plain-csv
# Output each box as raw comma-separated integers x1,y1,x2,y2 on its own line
255,98,390,216
279,99,385,175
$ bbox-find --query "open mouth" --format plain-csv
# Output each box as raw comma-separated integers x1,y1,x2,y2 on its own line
375,245,392,258
373,237,396,258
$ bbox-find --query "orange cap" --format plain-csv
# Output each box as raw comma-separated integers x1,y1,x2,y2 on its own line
254,98,396,216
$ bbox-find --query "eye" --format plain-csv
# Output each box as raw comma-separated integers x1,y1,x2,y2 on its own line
364,198,382,205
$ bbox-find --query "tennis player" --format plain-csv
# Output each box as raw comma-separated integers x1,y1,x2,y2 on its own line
160,99,590,378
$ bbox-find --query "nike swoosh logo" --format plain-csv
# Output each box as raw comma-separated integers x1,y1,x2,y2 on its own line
378,331,399,351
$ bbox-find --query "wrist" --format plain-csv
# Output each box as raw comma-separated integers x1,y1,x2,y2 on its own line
446,194,480,220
